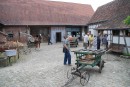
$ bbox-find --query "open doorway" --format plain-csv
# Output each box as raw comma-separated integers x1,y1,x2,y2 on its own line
71,31,77,37
56,32,61,42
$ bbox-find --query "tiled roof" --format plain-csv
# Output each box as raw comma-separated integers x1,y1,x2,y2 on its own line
97,13,130,29
0,0,94,26
88,0,130,29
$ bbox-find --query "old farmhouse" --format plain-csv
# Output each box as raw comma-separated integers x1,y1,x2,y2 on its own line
0,0,94,43
88,0,130,54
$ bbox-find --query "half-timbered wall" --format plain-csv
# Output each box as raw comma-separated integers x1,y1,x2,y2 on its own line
3,26,28,43
51,27,65,43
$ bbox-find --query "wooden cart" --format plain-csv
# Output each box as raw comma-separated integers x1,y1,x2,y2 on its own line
67,49,106,86
73,49,105,72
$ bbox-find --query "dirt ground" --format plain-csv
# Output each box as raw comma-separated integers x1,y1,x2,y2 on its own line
0,42,130,87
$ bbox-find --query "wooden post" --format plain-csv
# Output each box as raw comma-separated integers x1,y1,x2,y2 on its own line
18,31,20,42
122,30,129,54
118,31,120,50
16,40,20,59
110,30,112,44
18,31,21,59
111,30,113,43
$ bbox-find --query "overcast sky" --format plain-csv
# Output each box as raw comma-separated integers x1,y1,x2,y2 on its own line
49,0,114,11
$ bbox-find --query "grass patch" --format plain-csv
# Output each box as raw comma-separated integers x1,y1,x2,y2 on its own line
123,53,130,56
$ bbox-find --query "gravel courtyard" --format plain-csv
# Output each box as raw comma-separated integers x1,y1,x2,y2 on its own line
0,42,130,87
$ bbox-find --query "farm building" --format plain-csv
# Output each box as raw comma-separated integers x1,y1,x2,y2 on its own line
0,0,94,43
0,31,7,44
88,0,130,54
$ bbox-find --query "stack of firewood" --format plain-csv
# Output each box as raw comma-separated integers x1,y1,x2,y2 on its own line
0,41,24,52
4,41,24,48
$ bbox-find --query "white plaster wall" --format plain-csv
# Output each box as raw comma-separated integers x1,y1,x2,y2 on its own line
102,30,130,53
112,31,130,46
51,27,65,43
113,36,130,53
88,25,130,54
88,25,98,36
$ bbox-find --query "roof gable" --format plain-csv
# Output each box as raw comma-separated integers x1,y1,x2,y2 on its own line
89,0,130,29
0,0,94,25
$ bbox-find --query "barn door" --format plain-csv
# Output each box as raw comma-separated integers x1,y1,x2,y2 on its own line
56,32,61,42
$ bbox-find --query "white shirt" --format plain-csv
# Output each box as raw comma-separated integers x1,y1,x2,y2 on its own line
28,36,35,42
63,38,70,50
84,35,88,43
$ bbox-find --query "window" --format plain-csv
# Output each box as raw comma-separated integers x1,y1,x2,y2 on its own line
125,30,130,37
113,30,120,36
8,33,13,38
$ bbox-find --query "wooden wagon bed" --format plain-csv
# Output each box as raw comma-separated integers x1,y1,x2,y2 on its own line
109,43,125,53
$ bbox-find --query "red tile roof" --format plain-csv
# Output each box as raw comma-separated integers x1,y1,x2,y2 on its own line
0,0,94,26
88,0,130,29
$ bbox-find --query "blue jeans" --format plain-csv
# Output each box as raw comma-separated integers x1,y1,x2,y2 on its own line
64,51,71,65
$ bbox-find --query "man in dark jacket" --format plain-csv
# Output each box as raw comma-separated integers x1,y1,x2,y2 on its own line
97,33,101,49
102,34,108,50
48,34,52,45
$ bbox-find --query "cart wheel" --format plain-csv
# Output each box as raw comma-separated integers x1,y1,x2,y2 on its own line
102,60,105,68
67,67,75,79
23,50,28,55
28,48,31,53
99,60,104,73
80,71,90,86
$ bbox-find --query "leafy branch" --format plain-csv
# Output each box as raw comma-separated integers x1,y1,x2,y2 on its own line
123,16,130,25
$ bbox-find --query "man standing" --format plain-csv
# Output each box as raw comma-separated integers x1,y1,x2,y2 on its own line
102,34,108,50
97,33,101,49
48,34,52,45
38,34,42,48
89,34,94,49
93,35,97,49
83,32,89,49
63,36,71,66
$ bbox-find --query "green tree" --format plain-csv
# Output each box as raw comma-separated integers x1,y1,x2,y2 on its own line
124,16,130,25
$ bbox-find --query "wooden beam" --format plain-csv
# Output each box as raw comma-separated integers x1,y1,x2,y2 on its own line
122,30,129,54
126,46,130,48
111,30,113,43
118,33,120,50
